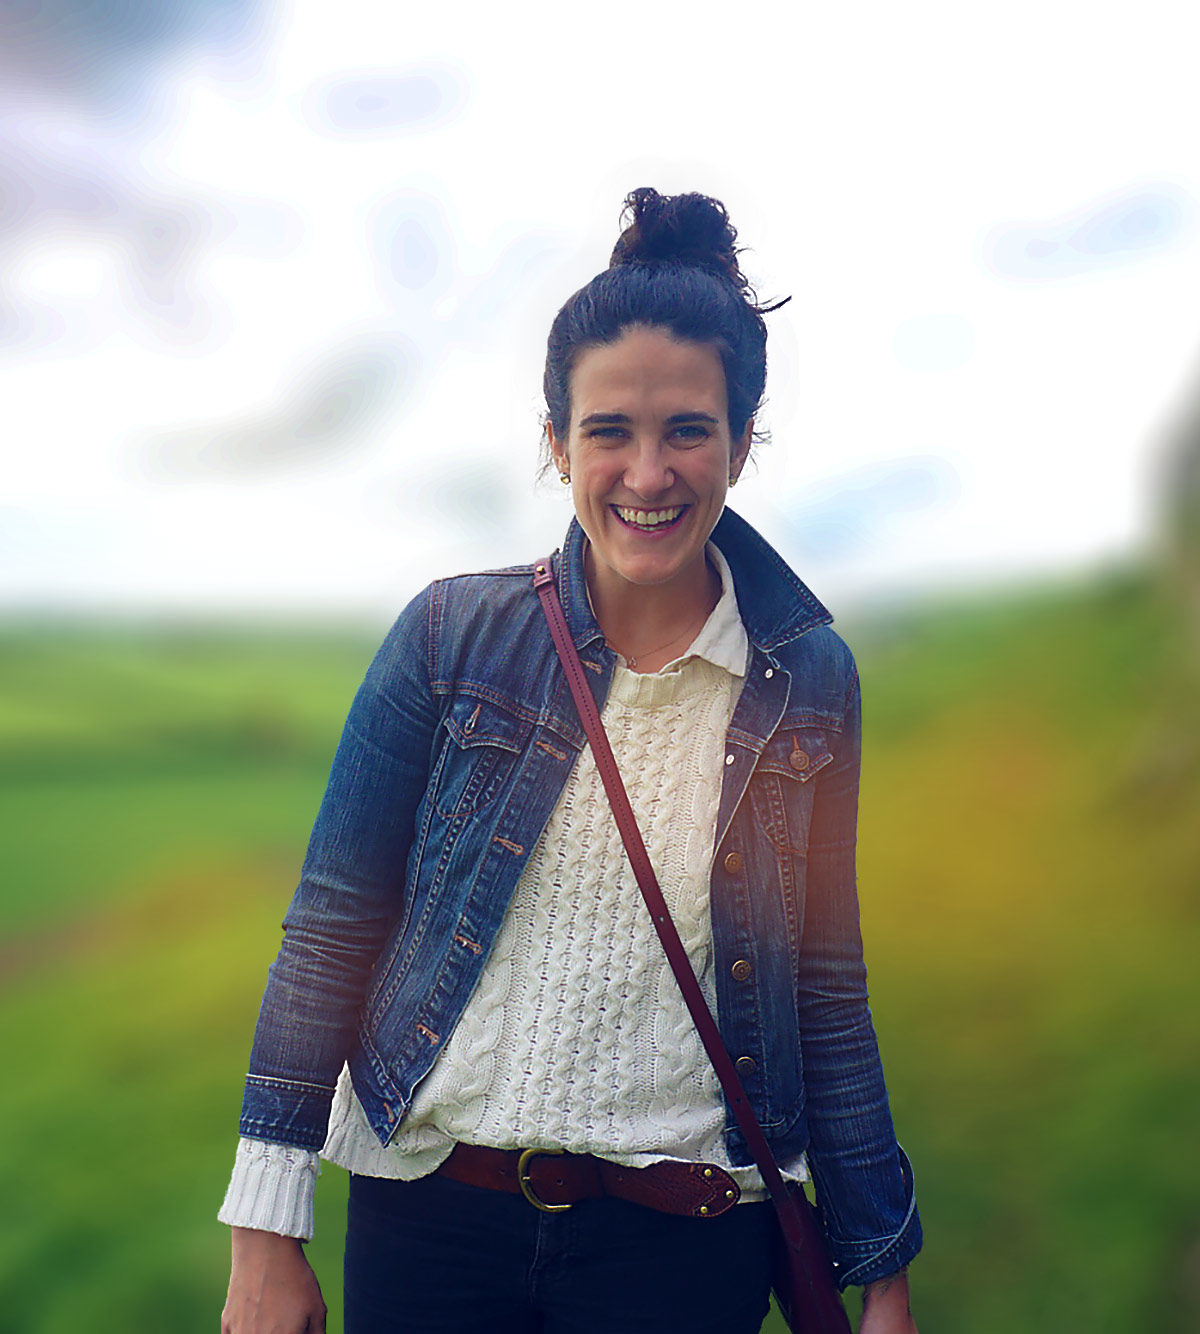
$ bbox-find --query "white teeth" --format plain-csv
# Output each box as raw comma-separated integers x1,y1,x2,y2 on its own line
615,506,684,527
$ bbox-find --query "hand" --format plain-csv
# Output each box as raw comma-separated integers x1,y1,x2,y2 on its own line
221,1227,327,1334
858,1268,918,1334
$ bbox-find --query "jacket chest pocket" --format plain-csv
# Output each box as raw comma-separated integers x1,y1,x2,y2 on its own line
433,696,530,819
748,728,834,856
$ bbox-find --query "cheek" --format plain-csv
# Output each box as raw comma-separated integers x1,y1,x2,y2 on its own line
576,454,615,491
579,475,611,512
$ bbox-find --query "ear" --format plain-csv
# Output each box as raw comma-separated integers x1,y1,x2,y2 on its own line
729,418,753,483
546,422,569,475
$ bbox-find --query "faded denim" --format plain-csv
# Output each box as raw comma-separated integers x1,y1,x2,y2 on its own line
238,507,922,1288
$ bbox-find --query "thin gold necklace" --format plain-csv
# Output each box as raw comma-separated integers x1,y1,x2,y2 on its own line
607,615,705,670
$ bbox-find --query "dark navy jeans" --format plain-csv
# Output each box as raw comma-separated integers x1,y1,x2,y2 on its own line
344,1172,775,1333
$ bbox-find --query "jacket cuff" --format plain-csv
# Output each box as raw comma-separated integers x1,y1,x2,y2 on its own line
238,1073,337,1151
828,1146,923,1290
217,1137,320,1240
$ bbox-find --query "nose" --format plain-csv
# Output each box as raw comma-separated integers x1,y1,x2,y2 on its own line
624,439,674,497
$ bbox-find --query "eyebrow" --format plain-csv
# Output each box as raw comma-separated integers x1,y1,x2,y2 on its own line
578,413,630,427
666,412,719,426
577,411,720,427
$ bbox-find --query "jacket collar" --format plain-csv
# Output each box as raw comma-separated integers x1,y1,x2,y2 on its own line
554,507,832,656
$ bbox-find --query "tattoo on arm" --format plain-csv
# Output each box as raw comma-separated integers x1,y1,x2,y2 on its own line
862,1266,909,1308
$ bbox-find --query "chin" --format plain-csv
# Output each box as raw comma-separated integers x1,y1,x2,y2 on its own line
613,555,695,588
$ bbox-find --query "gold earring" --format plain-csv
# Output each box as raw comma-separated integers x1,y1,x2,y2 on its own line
559,471,571,485
729,474,739,487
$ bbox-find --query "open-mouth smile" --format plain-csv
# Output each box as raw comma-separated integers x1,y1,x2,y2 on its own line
611,504,688,532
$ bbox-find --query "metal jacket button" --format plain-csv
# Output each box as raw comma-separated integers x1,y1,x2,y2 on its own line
731,959,753,982
735,1056,756,1076
789,739,809,771
723,852,743,875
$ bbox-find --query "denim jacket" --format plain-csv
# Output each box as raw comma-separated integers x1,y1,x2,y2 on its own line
238,506,921,1288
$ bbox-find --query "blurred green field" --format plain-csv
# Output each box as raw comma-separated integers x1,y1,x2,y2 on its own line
1,571,1197,1333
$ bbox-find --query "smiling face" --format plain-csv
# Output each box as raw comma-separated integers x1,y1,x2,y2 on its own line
548,324,752,611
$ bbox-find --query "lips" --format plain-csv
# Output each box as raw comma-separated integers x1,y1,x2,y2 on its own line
612,504,687,531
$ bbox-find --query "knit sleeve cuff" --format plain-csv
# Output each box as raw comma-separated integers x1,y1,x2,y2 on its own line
217,1137,321,1240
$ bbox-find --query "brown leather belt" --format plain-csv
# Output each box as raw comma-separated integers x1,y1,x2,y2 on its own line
436,1143,741,1218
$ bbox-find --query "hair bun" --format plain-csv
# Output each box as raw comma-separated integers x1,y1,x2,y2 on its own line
609,187,749,294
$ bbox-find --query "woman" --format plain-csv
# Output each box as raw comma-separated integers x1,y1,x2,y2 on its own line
220,188,922,1333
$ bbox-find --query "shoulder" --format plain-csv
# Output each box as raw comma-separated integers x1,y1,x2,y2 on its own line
425,561,544,645
378,560,540,644
433,559,540,605
370,558,551,697
770,623,860,731
776,621,856,677
772,618,857,687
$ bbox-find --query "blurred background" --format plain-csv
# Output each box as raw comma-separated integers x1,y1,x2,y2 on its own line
1,1,1197,1330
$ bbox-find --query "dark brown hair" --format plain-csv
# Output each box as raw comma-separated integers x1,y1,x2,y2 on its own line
542,188,787,463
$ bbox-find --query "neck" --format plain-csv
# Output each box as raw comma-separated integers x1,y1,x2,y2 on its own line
584,548,721,673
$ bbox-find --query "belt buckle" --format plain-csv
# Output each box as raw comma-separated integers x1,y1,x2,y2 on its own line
517,1147,572,1213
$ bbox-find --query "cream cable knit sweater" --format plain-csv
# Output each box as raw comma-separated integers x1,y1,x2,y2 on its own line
220,547,806,1239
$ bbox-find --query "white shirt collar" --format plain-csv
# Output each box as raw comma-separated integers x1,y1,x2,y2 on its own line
675,541,748,678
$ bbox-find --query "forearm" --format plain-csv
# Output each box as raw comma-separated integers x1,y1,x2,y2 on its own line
223,1225,326,1334
239,592,440,1142
859,1268,917,1333
797,670,922,1285
800,1027,921,1286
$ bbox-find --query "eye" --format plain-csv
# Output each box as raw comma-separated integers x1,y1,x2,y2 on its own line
671,424,711,443
587,426,627,441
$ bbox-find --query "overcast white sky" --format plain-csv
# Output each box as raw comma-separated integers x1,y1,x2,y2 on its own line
3,0,1200,622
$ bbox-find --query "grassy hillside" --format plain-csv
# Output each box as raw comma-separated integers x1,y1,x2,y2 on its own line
0,571,1196,1333
0,625,373,934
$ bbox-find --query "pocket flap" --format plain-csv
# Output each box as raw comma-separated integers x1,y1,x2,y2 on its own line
756,729,834,783
443,696,529,753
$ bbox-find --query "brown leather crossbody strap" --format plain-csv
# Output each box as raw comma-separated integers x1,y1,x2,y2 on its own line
532,557,810,1255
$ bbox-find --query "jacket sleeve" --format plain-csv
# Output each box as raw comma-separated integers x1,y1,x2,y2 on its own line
796,666,922,1288
237,586,441,1150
